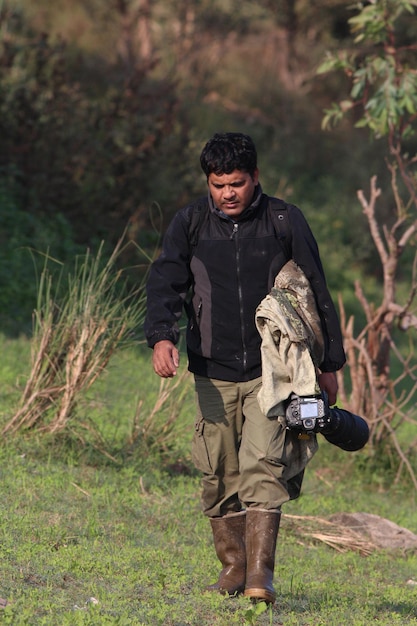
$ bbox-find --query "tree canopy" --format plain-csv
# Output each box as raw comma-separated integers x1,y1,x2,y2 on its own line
1,0,417,333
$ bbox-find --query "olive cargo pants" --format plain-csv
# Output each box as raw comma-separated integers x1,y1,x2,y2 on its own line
192,375,303,518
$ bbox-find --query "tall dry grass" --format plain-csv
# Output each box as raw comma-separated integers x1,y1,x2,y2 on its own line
3,238,147,435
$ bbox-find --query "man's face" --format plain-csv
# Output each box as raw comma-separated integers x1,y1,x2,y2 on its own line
207,168,259,218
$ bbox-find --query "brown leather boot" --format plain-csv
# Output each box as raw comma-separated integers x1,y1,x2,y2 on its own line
205,511,246,596
244,508,281,604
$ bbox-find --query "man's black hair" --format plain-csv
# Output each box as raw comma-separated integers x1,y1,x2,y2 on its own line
200,132,257,178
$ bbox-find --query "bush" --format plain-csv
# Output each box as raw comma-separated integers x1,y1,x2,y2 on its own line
0,181,81,335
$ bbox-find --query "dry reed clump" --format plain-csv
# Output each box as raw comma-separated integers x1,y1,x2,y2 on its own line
129,368,192,451
3,239,146,435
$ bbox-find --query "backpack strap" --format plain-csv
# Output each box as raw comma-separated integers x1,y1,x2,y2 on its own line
268,197,292,260
188,196,209,255
188,195,292,259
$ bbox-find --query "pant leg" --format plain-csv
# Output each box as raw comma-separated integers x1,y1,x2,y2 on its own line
192,375,243,517
238,377,290,509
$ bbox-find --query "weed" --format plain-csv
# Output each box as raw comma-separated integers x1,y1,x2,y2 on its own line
244,601,271,625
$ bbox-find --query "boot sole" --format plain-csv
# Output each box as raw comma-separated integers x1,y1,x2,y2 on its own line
243,587,276,604
205,585,245,596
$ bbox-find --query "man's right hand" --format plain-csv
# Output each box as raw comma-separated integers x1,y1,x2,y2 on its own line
152,340,180,378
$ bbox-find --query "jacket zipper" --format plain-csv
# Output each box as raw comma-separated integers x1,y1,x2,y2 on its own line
231,222,247,373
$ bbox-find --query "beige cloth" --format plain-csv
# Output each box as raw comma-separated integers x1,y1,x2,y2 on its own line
256,260,325,418
255,261,325,484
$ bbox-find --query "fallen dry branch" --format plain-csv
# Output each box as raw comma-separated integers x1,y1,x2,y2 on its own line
308,532,375,556
281,512,417,555
282,514,377,556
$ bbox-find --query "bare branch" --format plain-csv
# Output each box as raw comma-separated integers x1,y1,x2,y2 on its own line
387,303,417,330
386,158,407,221
357,177,386,264
354,280,374,330
382,416,417,489
398,220,417,248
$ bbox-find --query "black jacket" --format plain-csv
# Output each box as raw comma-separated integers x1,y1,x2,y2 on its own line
144,187,346,382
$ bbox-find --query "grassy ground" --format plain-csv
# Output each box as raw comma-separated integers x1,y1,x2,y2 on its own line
1,335,417,625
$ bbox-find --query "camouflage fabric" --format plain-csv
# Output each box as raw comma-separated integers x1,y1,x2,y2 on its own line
255,260,324,418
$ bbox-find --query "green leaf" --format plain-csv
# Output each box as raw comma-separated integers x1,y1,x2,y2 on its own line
316,58,337,75
351,80,365,99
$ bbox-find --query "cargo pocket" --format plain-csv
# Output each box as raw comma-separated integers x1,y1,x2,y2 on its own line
191,416,213,474
281,428,318,480
264,419,287,467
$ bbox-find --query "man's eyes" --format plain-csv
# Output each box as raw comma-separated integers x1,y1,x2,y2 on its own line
213,182,244,189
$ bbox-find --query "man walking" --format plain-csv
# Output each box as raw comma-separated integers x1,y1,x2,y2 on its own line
144,132,346,603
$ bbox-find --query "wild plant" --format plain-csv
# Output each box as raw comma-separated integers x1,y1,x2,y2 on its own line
3,237,146,435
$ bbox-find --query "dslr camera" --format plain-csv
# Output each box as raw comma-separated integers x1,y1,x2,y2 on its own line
285,393,331,433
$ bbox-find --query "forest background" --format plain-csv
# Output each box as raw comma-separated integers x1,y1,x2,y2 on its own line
2,0,412,335
2,3,417,622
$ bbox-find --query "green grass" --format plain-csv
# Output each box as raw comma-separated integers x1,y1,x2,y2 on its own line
1,335,417,625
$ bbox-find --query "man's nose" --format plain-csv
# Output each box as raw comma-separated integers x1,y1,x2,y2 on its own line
223,186,236,198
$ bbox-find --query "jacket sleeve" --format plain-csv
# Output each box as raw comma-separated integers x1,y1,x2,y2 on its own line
287,203,346,372
144,208,192,348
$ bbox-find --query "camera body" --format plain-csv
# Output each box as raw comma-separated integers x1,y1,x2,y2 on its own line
285,393,331,432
